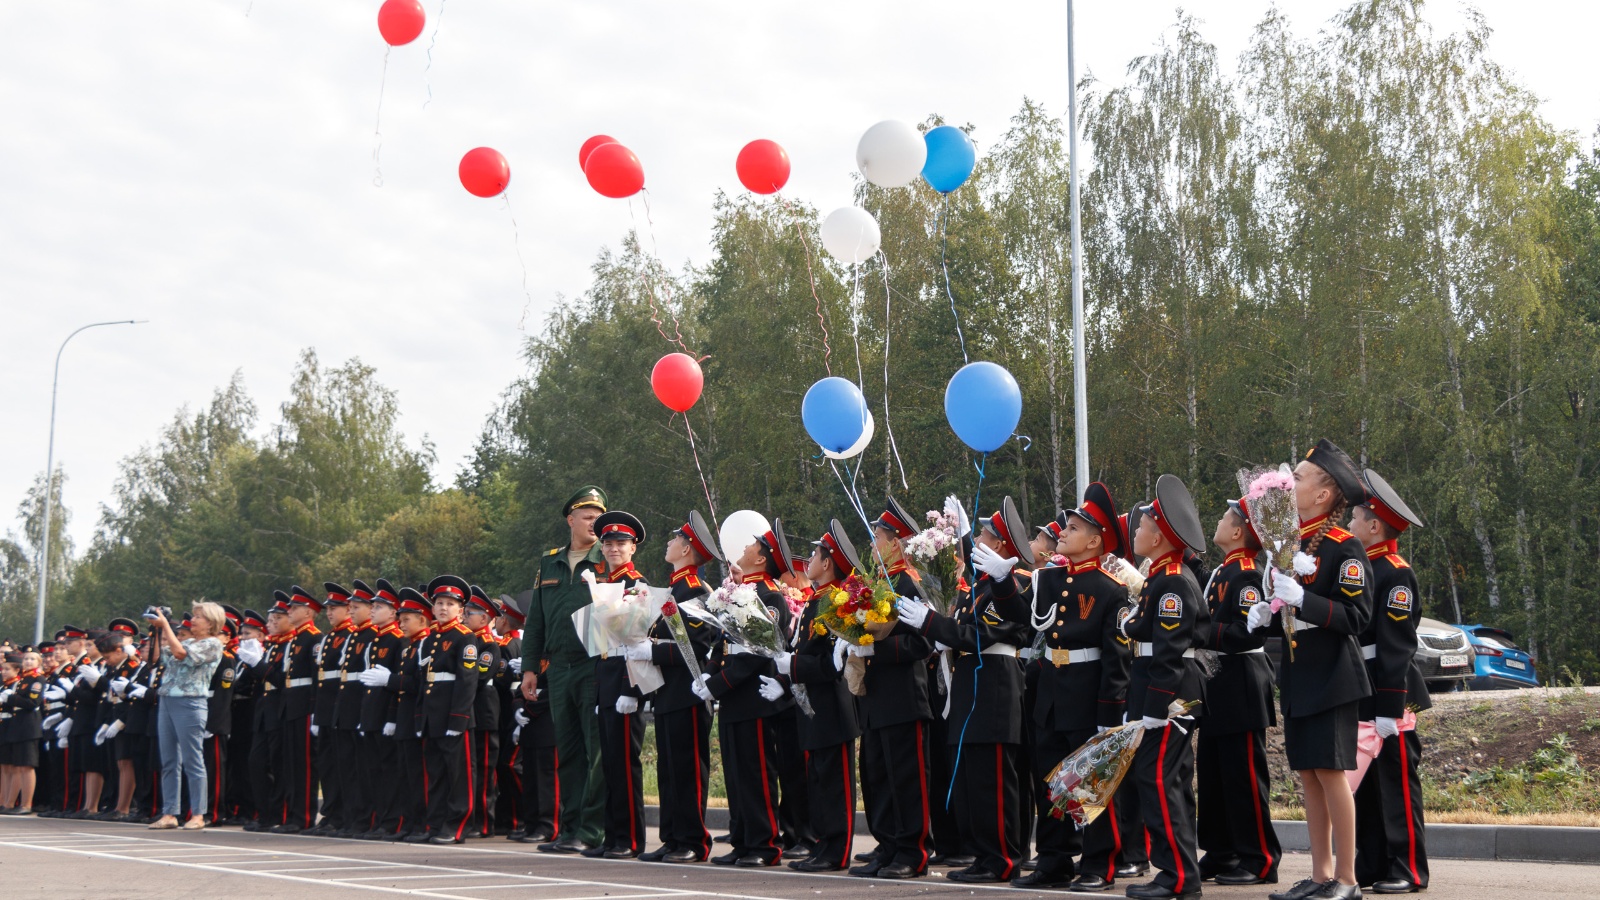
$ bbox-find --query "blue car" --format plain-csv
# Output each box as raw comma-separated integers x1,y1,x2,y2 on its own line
1455,624,1540,690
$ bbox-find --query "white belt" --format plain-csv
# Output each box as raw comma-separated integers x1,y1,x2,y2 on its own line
45,701,66,711
427,672,456,683
1228,647,1267,656
960,642,1018,658
286,677,315,687
0,712,11,720
1361,644,1377,660
1135,643,1196,659
1044,647,1102,666
319,670,340,681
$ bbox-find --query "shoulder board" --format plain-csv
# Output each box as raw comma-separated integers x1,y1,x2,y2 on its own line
1160,563,1183,576
684,574,703,589
1387,552,1410,569
1325,526,1354,543
452,622,472,634
1238,557,1257,571
1015,569,1033,582
546,547,560,556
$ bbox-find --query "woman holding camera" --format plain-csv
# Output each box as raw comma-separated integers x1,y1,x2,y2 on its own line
147,602,227,830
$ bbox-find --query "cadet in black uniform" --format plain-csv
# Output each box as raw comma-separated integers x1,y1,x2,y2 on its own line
308,584,353,835
1121,475,1211,900
200,610,239,823
1195,498,1281,886
1245,440,1374,900
774,519,864,873
354,580,407,838
384,586,433,840
0,652,44,813
491,597,527,836
897,497,1033,884
466,585,507,839
747,521,811,864
589,510,649,858
244,596,289,831
1014,483,1134,891
222,609,264,826
273,587,323,833
623,511,720,863
1351,468,1430,895
850,503,933,879
410,574,481,844
333,581,377,836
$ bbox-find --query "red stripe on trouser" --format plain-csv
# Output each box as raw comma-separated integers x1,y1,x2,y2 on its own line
62,745,71,808
302,721,313,828
1105,783,1123,881
994,746,1013,878
689,708,705,857
754,718,779,857
1398,734,1419,883
550,747,561,835
1246,732,1274,878
454,731,476,841
839,743,855,869
212,739,223,816
623,714,638,849
508,745,522,831
1154,726,1183,894
913,722,930,869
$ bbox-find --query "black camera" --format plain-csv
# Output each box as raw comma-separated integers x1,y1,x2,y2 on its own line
141,605,174,621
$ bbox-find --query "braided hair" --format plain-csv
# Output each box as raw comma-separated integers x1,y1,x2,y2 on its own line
1303,465,1348,556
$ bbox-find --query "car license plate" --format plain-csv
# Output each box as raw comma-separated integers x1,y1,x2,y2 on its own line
1505,659,1526,670
1440,655,1468,668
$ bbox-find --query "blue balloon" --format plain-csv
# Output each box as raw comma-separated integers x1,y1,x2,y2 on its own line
921,125,976,194
944,361,1022,452
802,377,870,453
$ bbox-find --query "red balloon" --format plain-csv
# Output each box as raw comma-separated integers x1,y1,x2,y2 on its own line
651,353,703,413
459,147,510,198
377,0,426,46
736,139,791,194
584,142,645,199
579,135,618,171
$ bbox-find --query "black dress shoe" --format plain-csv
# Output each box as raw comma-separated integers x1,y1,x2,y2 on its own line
269,824,302,835
638,847,669,862
939,854,976,868
947,867,1002,883
1371,880,1418,895
538,838,593,854
1116,862,1150,878
527,832,554,843
854,851,880,863
242,821,262,832
1069,873,1114,892
1270,879,1330,900
403,830,434,843
849,862,883,877
662,848,701,863
1125,882,1197,899
384,830,412,842
877,862,923,879
1216,868,1276,886
1023,856,1040,871
735,854,776,868
710,850,741,866
789,857,842,872
782,843,812,860
713,832,733,844
507,828,527,842
603,847,639,859
1198,857,1241,882
581,845,609,858
1013,869,1073,887
1308,883,1360,900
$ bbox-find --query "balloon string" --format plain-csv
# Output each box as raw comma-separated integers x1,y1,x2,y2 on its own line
781,198,831,376
504,192,535,331
828,460,891,580
939,194,969,364
878,251,908,491
682,413,719,529
422,0,447,110
628,193,691,355
372,47,390,188
947,449,988,809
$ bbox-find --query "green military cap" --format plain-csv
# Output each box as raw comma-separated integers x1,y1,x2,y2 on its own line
562,485,608,517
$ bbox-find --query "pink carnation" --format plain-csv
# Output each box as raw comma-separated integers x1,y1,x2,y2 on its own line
1245,470,1294,501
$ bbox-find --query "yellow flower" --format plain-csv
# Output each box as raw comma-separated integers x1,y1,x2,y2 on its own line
865,610,888,624
859,634,875,645
811,621,827,637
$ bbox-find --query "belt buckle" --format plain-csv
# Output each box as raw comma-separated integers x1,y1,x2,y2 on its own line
1049,648,1069,667
426,671,436,683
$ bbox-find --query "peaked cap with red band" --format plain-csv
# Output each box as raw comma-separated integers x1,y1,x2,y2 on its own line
466,584,498,617
1066,481,1128,558
675,510,723,564
594,510,647,545
980,496,1029,561
1361,467,1425,533
758,518,796,577
871,496,918,540
323,582,352,607
288,585,323,613
350,579,376,601
427,574,471,604
1137,474,1205,553
811,518,865,577
395,586,433,619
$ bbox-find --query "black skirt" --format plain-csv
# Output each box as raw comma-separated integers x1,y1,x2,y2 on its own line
3,739,41,768
1283,700,1359,771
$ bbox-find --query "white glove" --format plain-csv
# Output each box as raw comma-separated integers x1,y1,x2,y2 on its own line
44,686,67,702
237,640,264,667
1141,716,1169,730
111,677,131,695
58,737,69,749
94,724,110,745
934,641,952,653
43,712,64,730
757,675,785,702
129,683,149,699
1375,716,1399,740
201,731,213,740
512,724,523,742
895,597,931,629
514,708,530,727
508,657,523,675
622,641,654,662
1270,570,1305,608
1097,725,1111,734
972,543,1019,580
1292,551,1318,576
57,678,75,694
310,724,320,737
0,688,12,703
56,719,74,739
78,665,102,687
847,643,875,658
445,729,462,737
1246,602,1274,633
615,696,639,715
831,638,848,671
944,494,971,539
106,720,125,739
690,673,713,701
382,722,396,737
359,664,391,687
772,652,793,676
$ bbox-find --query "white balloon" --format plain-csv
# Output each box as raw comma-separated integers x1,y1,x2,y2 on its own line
719,509,773,565
823,411,875,460
856,120,928,188
821,206,881,263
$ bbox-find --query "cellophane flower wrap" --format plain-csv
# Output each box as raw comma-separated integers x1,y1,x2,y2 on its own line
696,578,785,657
581,576,667,694
1045,699,1200,825
1238,464,1301,660
904,507,961,615
656,593,704,684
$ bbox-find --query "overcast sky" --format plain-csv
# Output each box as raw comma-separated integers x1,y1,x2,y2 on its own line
2,0,1595,553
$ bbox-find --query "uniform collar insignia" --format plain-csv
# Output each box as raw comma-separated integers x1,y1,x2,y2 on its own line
670,566,701,586
1224,549,1256,567
1298,512,1330,538
1366,539,1399,560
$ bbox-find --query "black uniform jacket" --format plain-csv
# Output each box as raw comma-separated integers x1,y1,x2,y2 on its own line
1202,550,1276,734
1358,540,1431,720
0,673,44,742
252,636,288,732
788,584,861,750
921,568,1033,745
595,564,645,707
647,568,719,715
335,624,376,731
1272,518,1373,718
204,647,238,736
859,564,933,730
391,632,428,738
472,625,505,731
283,623,322,721
1125,553,1208,721
1029,558,1132,731
361,624,407,734
417,619,480,737
313,622,353,727
706,575,794,723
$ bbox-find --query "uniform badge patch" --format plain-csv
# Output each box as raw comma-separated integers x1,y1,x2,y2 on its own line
1388,587,1412,612
1340,560,1365,587
462,643,478,661
1158,593,1182,619
1240,587,1261,609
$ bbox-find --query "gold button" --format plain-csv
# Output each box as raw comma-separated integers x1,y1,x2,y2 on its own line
1057,619,1064,626
1052,632,1059,638
1062,591,1070,597
1059,605,1067,612
1066,577,1074,584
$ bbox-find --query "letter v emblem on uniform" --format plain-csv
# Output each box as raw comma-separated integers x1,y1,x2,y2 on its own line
1078,594,1095,620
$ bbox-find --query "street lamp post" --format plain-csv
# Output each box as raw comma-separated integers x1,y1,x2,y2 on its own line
1067,0,1089,504
33,319,146,643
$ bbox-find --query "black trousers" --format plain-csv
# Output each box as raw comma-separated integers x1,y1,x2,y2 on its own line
654,704,712,857
494,731,522,830
952,741,1023,879
281,716,316,830
860,725,889,855
249,727,283,826
1033,726,1120,878
804,740,857,869
516,742,557,838
721,716,782,863
860,719,934,871
766,707,810,850
470,729,500,837
225,720,255,820
314,728,341,827
1134,723,1200,894
1197,727,1281,880
346,731,376,833
926,704,965,857
425,731,472,839
39,743,64,811
202,734,227,821
1355,729,1429,888
597,706,645,851
390,738,425,834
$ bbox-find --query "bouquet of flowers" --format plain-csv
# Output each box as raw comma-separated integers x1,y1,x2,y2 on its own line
811,573,897,646
905,504,963,614
1238,464,1301,661
576,575,666,694
1045,699,1201,825
657,593,704,684
697,578,786,657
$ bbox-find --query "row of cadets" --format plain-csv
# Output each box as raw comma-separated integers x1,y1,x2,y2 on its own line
590,509,648,859
1017,482,1137,890
772,518,862,873
851,502,935,879
0,650,45,811
897,496,1035,884
309,582,355,835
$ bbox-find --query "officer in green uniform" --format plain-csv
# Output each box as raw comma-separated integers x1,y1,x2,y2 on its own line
519,485,609,852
